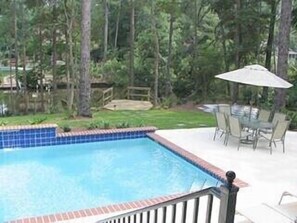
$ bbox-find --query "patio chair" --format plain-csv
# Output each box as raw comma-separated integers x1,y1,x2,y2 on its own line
259,112,286,134
238,202,297,223
256,120,290,154
227,116,255,150
218,104,231,116
275,191,297,222
213,112,229,145
272,112,287,125
258,109,271,122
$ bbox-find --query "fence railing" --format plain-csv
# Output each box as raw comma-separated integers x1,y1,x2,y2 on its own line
127,86,151,101
102,87,113,106
96,171,239,223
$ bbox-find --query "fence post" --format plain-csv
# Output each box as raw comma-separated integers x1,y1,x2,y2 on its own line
218,171,239,223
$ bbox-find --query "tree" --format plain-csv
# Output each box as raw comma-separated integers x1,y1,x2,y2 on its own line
161,0,179,98
51,1,58,111
150,0,160,106
63,0,79,112
129,0,135,86
262,0,278,101
103,0,109,60
274,0,293,110
78,0,92,117
114,0,122,49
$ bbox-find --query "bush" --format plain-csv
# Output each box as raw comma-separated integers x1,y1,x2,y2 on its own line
116,121,130,128
284,110,297,130
0,121,8,126
86,120,111,130
100,120,111,129
61,124,72,132
28,117,47,125
87,121,100,130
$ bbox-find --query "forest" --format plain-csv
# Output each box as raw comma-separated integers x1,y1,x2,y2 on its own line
0,0,296,117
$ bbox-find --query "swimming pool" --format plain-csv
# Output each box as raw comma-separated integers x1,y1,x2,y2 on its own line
0,137,222,221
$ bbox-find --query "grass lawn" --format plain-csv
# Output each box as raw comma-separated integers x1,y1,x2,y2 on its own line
0,109,216,130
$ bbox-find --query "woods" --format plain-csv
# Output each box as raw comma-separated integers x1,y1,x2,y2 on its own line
0,0,295,115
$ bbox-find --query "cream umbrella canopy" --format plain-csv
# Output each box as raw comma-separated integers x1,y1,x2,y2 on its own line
215,64,293,88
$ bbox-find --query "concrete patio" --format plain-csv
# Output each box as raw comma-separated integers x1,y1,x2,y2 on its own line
156,127,297,222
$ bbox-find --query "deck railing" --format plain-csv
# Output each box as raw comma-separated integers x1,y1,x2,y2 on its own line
102,87,114,106
96,171,239,223
127,86,151,101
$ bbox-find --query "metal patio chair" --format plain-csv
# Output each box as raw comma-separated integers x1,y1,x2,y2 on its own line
256,120,290,154
218,104,232,116
257,109,271,122
227,116,255,150
272,112,287,125
213,112,229,145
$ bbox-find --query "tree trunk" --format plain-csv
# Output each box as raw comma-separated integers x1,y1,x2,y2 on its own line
21,45,27,114
263,0,277,101
14,0,19,97
68,15,75,112
64,0,75,112
274,0,292,111
52,2,58,112
103,0,109,60
151,0,159,106
78,0,92,117
232,0,241,104
165,0,175,97
20,2,28,114
39,26,45,112
129,0,135,87
9,46,14,114
114,0,122,49
22,44,28,114
221,25,230,96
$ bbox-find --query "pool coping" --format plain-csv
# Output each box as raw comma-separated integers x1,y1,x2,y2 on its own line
147,133,248,188
5,128,248,223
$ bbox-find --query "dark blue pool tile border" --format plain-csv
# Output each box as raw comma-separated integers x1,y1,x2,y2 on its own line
0,124,157,149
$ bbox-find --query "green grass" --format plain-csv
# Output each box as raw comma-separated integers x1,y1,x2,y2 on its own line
0,109,216,130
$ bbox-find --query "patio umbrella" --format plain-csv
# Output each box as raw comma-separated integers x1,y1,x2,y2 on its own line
215,64,293,88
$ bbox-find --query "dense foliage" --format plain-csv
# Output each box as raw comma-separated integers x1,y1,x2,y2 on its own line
0,0,296,115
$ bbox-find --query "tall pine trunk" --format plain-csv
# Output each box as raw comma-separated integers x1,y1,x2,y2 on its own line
103,0,108,60
263,0,277,101
64,0,76,113
52,2,58,112
114,0,122,49
274,0,292,111
39,26,45,112
151,0,159,106
129,0,135,87
78,0,92,117
165,0,175,97
232,0,241,104
20,2,28,114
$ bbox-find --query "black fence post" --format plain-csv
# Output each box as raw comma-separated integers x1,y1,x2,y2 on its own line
218,171,239,223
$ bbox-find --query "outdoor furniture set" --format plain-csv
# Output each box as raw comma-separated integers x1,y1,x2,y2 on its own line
213,104,290,154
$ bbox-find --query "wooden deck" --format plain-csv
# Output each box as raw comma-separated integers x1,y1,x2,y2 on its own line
103,99,153,111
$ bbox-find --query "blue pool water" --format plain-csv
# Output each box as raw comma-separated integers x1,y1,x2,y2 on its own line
0,137,221,221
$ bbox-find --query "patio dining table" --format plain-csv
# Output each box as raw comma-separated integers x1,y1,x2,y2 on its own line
238,116,274,144
239,116,274,130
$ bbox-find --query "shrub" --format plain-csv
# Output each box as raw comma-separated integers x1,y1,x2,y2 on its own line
285,110,297,130
116,121,130,128
87,121,100,130
61,124,72,132
0,121,8,126
100,120,111,129
28,117,47,125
